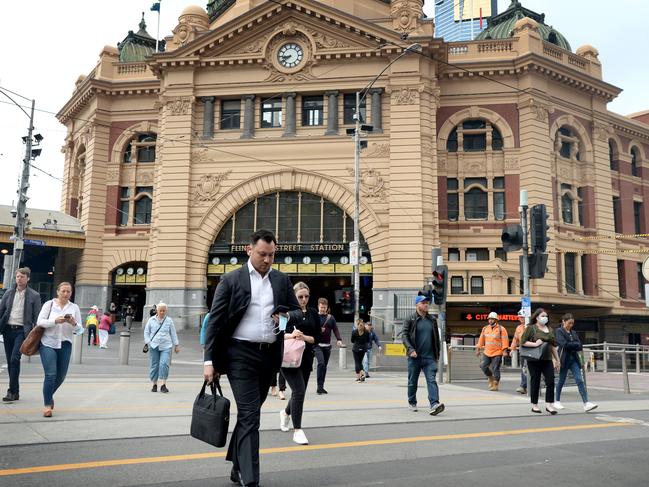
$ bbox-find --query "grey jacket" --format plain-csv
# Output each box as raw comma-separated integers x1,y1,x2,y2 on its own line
0,286,42,334
402,312,441,361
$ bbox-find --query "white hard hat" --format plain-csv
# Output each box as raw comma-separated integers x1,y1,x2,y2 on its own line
487,312,498,320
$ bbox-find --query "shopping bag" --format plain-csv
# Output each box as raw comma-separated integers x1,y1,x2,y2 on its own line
190,379,230,448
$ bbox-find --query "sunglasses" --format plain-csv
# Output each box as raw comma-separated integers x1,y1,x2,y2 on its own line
297,295,310,299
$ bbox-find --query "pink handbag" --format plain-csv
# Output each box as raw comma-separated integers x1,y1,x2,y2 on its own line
282,338,305,368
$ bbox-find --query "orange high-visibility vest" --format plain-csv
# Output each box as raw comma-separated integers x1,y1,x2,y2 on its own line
477,323,510,357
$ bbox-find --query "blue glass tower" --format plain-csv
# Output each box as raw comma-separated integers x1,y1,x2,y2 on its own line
434,0,498,41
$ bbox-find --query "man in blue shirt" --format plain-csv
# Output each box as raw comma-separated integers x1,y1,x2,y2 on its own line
401,294,444,416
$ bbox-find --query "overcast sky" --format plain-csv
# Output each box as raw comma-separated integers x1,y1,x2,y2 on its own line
1,0,647,212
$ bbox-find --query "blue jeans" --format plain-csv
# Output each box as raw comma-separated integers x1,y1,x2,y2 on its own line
149,347,171,382
2,326,25,395
556,358,588,402
363,349,372,376
39,342,72,407
520,358,528,388
407,356,439,407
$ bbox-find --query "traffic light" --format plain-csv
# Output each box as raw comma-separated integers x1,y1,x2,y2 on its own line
529,252,548,279
501,224,524,252
530,204,550,253
431,265,448,305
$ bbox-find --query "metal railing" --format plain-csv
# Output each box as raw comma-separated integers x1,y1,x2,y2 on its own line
583,342,649,394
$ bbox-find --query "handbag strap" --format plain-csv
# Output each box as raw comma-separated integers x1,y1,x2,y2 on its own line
150,317,166,341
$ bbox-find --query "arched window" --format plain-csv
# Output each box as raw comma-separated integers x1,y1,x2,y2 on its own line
123,133,157,163
556,127,580,161
464,178,488,220
631,146,641,177
548,31,559,46
561,193,573,224
446,119,503,152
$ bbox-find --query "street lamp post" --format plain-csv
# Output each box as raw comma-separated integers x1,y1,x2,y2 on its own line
350,43,422,323
0,88,42,286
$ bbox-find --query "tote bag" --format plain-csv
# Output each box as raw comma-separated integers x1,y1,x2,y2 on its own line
190,379,230,448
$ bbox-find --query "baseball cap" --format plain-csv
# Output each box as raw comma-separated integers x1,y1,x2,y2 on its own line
415,295,430,305
517,309,526,317
487,311,498,320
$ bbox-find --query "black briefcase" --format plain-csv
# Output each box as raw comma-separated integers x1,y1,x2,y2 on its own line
190,379,230,448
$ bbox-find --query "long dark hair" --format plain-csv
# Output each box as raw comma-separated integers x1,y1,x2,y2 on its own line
530,307,547,325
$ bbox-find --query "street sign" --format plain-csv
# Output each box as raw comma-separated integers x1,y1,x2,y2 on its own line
521,297,531,318
349,240,359,265
24,239,45,246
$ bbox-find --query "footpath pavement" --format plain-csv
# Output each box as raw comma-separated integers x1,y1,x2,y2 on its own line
1,327,648,448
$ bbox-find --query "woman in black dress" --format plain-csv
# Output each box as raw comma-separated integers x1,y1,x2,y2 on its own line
279,282,321,445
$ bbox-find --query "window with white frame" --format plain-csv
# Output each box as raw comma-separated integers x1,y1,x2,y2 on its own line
123,133,156,164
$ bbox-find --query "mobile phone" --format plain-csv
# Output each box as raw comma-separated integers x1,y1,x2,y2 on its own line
64,314,72,319
271,305,289,316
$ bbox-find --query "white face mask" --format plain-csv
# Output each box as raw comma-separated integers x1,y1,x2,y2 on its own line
538,316,549,325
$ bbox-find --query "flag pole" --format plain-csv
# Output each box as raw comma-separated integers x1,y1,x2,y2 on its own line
156,1,161,52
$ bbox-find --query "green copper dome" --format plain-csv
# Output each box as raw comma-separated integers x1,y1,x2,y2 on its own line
476,0,571,52
117,14,160,63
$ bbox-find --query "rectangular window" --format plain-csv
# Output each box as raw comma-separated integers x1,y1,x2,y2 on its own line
577,187,584,226
464,189,488,219
119,200,129,226
495,248,507,261
634,201,643,235
639,262,646,300
470,276,484,294
234,203,255,242
565,252,577,294
256,194,276,234
133,197,152,225
300,193,321,242
278,192,298,242
343,94,365,124
463,132,487,152
447,178,459,191
261,99,282,128
613,197,621,233
323,201,344,242
466,248,489,261
448,248,460,262
493,192,505,220
617,260,626,298
451,276,464,294
221,100,241,130
301,96,324,126
447,193,459,221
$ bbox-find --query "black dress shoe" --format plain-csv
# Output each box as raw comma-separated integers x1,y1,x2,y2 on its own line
160,385,169,393
230,468,240,484
316,388,328,395
151,384,157,393
2,393,18,403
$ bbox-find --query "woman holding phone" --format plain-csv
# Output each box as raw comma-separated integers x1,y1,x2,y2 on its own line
37,282,83,417
279,282,321,445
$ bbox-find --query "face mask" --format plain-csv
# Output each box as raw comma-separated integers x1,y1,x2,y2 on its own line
538,316,549,325
279,314,288,332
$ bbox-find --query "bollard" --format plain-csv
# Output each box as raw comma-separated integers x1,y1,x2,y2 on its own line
119,331,131,365
338,346,347,370
621,350,631,394
511,349,519,369
636,344,640,374
126,315,133,331
603,342,608,373
72,332,83,364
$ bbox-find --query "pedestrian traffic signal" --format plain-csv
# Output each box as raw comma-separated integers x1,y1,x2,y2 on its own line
530,204,550,253
529,252,548,279
501,224,524,252
432,265,448,305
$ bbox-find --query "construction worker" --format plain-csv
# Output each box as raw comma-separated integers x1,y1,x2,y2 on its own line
476,312,509,391
510,310,528,394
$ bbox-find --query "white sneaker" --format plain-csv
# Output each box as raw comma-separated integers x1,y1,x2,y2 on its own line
279,410,290,432
552,401,565,410
584,402,598,412
292,429,308,445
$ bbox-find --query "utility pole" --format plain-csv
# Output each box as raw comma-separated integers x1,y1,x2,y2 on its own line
520,190,531,302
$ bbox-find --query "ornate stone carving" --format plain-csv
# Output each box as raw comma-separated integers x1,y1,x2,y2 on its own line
192,147,212,163
593,121,614,142
422,142,434,155
466,160,486,174
365,143,390,158
306,28,351,49
528,98,553,122
265,65,315,83
557,163,573,181
438,158,447,171
391,0,424,33
172,9,209,48
107,167,120,181
581,168,595,185
165,97,192,116
347,168,388,201
505,159,519,170
233,38,266,54
138,171,154,184
194,172,231,203
391,87,419,105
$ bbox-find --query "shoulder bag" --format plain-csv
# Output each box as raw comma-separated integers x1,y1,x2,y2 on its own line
143,317,165,353
190,379,230,448
282,338,306,368
519,325,549,361
20,301,54,356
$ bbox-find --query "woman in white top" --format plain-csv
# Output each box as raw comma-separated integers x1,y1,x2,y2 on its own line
37,282,82,417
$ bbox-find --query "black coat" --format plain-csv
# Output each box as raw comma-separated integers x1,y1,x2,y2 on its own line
0,286,42,335
286,307,322,371
203,265,300,374
402,312,441,361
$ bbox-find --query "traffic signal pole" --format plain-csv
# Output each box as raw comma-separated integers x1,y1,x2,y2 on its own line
431,249,447,383
520,190,531,300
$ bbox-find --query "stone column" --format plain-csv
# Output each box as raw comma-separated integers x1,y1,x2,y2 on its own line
201,96,215,138
369,88,383,133
283,92,296,137
241,94,255,139
324,90,339,135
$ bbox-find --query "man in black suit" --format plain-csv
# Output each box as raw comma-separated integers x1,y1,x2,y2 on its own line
203,229,299,487
0,267,42,402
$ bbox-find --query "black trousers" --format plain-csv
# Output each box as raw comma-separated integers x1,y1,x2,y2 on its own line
270,370,286,391
225,340,276,486
87,325,97,345
352,350,366,374
314,345,332,389
2,327,25,395
282,363,312,429
527,359,555,405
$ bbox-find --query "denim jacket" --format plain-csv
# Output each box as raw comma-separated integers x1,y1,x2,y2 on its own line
144,315,179,351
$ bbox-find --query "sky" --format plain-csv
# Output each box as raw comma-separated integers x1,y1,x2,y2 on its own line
1,0,647,212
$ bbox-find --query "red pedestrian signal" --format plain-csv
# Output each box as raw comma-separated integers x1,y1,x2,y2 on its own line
432,265,448,305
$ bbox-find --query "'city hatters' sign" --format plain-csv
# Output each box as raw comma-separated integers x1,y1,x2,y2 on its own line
230,243,347,252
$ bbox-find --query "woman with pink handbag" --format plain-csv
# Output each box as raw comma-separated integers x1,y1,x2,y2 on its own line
279,282,321,445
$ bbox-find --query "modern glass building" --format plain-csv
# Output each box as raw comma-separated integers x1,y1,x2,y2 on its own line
434,0,498,41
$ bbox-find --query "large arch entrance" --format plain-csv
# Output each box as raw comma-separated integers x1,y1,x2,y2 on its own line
207,191,373,321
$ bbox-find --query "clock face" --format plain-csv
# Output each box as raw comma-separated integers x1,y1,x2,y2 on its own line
278,43,304,68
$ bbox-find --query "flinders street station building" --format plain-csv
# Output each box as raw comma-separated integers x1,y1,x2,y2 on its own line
56,0,649,344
